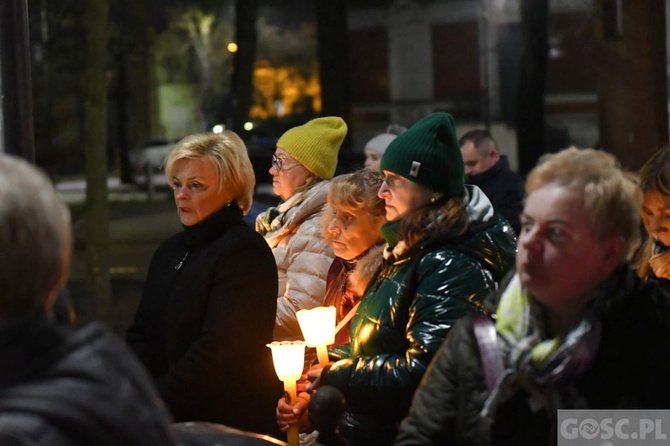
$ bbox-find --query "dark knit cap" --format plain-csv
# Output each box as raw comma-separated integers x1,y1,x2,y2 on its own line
380,112,464,197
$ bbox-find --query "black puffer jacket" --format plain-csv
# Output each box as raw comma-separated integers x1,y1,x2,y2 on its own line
0,317,175,445
395,266,670,446
321,187,517,445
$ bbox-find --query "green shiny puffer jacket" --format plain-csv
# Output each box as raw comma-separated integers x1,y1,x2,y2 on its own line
321,210,517,445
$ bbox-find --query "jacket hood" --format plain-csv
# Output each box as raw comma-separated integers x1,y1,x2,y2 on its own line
464,184,495,224
400,205,516,283
457,214,517,282
348,244,385,298
461,185,516,282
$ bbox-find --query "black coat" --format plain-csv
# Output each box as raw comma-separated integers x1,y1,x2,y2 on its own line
126,203,281,436
0,317,175,445
395,266,670,445
466,156,524,235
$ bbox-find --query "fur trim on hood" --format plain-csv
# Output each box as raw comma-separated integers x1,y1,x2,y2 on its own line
348,244,385,297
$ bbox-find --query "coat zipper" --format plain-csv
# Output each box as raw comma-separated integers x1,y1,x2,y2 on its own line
175,251,189,270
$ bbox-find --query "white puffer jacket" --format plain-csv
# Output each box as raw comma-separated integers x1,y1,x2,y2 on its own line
256,181,334,340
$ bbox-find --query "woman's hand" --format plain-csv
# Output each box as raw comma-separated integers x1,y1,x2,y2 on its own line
650,251,670,280
276,392,310,432
305,363,326,393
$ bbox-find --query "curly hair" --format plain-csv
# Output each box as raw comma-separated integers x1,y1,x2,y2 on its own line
329,169,386,217
322,169,386,245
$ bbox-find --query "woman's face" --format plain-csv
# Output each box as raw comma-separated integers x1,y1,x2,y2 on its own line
641,188,670,248
327,201,383,260
517,184,620,318
378,171,434,221
270,148,313,200
364,150,382,170
171,156,228,226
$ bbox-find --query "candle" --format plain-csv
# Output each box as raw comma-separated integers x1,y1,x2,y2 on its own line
267,340,307,446
297,306,336,366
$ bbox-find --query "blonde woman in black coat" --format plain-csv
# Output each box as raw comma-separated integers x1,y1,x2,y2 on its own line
127,132,281,436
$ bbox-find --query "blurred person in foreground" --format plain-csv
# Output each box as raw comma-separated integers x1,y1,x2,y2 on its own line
126,132,280,436
0,154,175,445
256,117,347,340
363,124,406,170
395,148,670,445
459,129,524,235
634,146,670,290
305,113,517,445
276,169,387,441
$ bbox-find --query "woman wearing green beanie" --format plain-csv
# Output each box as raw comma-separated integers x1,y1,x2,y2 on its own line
306,112,517,445
256,116,347,340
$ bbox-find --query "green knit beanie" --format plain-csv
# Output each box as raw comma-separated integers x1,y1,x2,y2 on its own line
380,113,464,197
277,116,347,180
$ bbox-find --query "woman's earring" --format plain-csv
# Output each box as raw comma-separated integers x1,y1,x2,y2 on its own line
430,196,437,203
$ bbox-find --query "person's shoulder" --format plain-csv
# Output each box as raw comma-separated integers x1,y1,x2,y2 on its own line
604,273,670,342
209,224,276,263
0,413,71,445
153,231,184,254
462,216,517,262
631,279,670,326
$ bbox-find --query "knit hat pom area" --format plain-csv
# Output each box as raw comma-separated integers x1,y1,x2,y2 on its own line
380,112,464,197
276,116,347,180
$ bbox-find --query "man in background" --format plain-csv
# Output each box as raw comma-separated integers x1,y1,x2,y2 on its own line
460,129,524,235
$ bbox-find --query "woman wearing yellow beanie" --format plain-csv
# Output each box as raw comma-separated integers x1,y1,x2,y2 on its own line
256,116,347,340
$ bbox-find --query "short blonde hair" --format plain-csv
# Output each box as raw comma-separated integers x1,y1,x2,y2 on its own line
0,155,71,320
164,132,255,214
526,147,642,261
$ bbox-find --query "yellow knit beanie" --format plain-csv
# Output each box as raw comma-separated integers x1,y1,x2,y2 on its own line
277,116,347,180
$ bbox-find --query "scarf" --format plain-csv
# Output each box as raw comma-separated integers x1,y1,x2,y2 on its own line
380,219,401,249
483,274,603,416
255,191,304,236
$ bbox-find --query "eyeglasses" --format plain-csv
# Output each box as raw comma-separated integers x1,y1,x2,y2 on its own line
271,154,300,172
382,173,408,190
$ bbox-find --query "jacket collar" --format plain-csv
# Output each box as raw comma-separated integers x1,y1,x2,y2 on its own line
465,155,509,185
263,180,330,242
0,315,65,389
182,201,244,248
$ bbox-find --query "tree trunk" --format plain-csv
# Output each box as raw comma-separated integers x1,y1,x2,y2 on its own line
516,0,548,176
231,0,258,135
316,0,350,128
116,52,134,184
84,0,111,318
0,0,35,160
